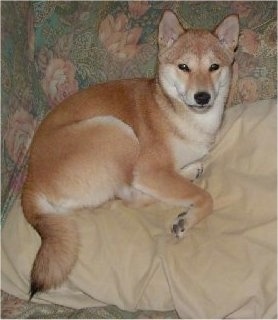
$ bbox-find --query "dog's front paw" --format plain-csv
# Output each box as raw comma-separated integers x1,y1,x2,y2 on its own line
181,162,204,182
195,164,204,180
171,211,188,239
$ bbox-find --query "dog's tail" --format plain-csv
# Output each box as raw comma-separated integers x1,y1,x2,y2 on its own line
22,190,79,300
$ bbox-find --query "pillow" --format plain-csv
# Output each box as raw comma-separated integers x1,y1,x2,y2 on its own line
2,99,276,318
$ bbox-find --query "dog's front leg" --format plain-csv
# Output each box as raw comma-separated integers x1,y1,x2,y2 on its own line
133,166,213,239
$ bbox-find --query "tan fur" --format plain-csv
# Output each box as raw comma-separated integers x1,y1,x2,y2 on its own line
22,11,239,297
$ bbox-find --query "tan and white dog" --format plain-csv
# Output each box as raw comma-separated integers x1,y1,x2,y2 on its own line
22,11,239,298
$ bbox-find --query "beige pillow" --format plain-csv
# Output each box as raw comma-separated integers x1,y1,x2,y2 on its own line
2,99,276,318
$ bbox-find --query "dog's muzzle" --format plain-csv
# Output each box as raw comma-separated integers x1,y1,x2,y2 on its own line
188,91,212,113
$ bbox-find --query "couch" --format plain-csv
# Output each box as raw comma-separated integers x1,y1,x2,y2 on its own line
1,1,277,318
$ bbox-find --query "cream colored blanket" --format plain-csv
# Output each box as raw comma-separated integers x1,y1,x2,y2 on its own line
2,100,277,318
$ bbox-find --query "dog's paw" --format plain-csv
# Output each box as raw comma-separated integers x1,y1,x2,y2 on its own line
195,163,204,180
171,211,189,239
181,162,204,182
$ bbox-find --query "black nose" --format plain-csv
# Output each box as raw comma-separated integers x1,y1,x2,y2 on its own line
194,92,211,105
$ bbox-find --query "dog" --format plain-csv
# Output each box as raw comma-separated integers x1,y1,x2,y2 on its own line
22,10,239,299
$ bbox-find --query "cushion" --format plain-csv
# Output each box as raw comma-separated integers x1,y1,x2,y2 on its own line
2,99,276,318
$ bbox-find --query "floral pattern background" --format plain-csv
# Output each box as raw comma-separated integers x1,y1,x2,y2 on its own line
1,1,277,318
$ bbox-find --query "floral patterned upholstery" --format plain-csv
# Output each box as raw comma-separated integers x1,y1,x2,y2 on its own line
1,1,277,224
1,2,277,318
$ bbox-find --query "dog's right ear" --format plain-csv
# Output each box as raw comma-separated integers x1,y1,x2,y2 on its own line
158,11,184,50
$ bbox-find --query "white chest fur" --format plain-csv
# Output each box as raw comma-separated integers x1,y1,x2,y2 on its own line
170,136,209,170
167,105,224,170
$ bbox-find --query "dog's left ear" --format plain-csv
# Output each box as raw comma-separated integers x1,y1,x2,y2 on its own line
214,15,239,51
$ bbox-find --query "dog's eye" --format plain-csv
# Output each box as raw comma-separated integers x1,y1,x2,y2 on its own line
209,64,220,72
178,64,190,72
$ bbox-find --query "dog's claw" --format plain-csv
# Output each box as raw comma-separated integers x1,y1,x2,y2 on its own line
195,165,204,179
171,211,188,239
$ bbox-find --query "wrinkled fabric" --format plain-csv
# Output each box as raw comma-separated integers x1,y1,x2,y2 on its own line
2,100,276,318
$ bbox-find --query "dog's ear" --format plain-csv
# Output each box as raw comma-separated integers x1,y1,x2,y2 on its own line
158,11,184,50
214,15,239,52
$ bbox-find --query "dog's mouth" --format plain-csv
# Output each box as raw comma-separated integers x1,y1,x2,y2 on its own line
178,93,213,113
187,104,212,113
177,91,213,113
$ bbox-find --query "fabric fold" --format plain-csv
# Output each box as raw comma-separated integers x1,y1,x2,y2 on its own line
2,100,276,318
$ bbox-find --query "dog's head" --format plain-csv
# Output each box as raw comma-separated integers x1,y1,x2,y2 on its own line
158,11,239,113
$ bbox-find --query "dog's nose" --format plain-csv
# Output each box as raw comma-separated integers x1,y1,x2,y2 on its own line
194,92,211,105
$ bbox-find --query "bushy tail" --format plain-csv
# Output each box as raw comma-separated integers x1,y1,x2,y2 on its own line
22,194,79,299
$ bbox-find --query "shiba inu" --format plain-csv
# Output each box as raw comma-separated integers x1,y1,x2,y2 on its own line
22,10,239,298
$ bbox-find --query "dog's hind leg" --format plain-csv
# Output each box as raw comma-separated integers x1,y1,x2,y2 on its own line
22,116,140,297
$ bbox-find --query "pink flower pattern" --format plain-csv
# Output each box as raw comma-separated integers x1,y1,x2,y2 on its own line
99,13,143,60
239,29,260,56
41,58,79,107
128,1,150,18
4,109,37,164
